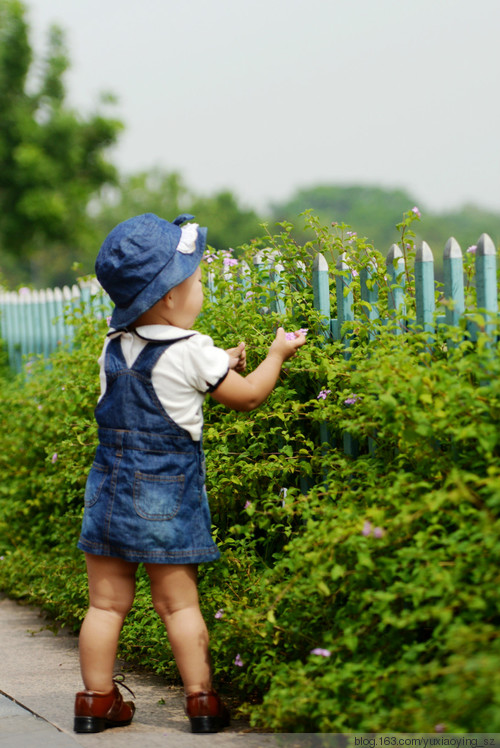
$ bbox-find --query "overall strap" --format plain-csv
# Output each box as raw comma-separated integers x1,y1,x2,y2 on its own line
104,331,196,379
104,336,128,376
130,332,196,378
131,339,177,378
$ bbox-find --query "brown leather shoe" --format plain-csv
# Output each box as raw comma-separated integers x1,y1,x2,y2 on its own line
74,681,135,733
185,690,230,733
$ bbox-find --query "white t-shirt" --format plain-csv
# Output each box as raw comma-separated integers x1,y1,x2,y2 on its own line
98,325,229,441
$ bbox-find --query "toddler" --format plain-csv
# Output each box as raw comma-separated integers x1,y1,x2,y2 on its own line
74,213,306,734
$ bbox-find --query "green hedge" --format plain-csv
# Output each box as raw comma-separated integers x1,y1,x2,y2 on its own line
0,215,499,732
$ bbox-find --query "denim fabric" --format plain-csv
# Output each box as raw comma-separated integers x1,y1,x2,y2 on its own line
77,336,220,564
95,213,207,329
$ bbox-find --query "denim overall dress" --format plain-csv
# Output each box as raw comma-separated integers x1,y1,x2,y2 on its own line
77,335,220,564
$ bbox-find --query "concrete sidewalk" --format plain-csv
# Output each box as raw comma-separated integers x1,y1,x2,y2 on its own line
0,595,279,747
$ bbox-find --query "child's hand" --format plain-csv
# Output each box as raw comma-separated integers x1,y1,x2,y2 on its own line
269,327,306,363
226,342,247,372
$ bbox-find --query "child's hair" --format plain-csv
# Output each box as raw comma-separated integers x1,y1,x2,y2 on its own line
95,213,207,329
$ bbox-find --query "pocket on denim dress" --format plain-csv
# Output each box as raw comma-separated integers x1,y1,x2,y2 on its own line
84,463,109,508
133,471,184,521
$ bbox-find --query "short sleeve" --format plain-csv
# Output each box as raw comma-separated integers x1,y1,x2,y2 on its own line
183,334,230,393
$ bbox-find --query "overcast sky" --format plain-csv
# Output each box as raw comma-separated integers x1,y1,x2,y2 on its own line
25,0,500,214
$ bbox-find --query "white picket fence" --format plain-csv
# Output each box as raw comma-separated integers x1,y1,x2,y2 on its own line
0,280,112,372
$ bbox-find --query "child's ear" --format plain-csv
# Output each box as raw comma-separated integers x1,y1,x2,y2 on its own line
163,291,175,309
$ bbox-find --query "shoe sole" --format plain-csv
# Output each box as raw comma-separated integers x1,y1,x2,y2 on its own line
74,716,133,733
190,715,230,733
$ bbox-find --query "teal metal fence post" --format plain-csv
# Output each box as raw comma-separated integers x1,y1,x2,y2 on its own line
15,293,23,371
269,251,286,316
443,237,464,325
335,253,358,456
38,289,51,358
79,281,92,316
443,237,464,348
62,286,73,347
0,291,17,370
253,251,268,313
52,287,65,349
360,259,379,340
386,244,406,332
312,253,333,453
9,293,21,371
206,268,216,304
20,290,30,364
293,259,308,325
475,233,498,343
415,241,435,335
32,290,43,357
336,252,354,355
360,259,379,454
312,253,330,340
238,260,252,302
46,289,58,352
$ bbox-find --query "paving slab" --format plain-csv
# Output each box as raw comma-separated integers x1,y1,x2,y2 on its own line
0,693,81,747
0,595,280,747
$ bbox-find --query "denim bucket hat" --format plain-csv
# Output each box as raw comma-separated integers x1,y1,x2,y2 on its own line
96,213,207,329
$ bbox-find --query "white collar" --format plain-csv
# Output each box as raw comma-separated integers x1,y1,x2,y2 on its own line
108,325,197,342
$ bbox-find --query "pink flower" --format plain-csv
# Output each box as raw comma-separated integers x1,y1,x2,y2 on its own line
362,521,373,537
344,394,360,406
317,389,332,400
362,521,385,538
215,609,224,619
411,206,421,218
223,257,238,267
51,453,58,464
244,500,252,509
234,654,244,667
310,648,331,657
106,316,112,326
285,328,308,341
467,245,477,254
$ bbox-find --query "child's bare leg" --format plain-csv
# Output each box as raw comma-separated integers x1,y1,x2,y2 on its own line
79,554,138,692
145,563,211,694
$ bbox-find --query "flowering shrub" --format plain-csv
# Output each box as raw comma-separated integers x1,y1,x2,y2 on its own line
0,213,499,732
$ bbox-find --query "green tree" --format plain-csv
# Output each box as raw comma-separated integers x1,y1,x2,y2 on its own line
420,203,500,255
88,168,266,265
272,184,415,250
88,169,190,249
0,0,123,285
190,189,265,250
272,184,500,271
